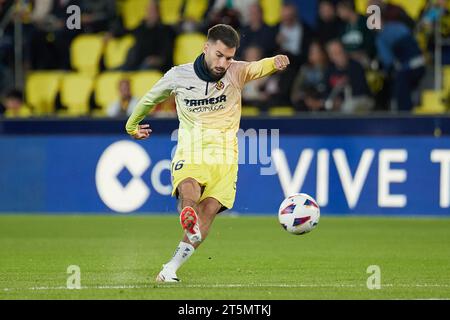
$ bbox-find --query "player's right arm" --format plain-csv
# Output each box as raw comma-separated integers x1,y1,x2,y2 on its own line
232,55,290,88
125,68,176,139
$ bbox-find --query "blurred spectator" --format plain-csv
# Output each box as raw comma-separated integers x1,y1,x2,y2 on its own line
79,0,116,34
257,70,297,110
120,1,175,72
375,21,426,111
107,79,138,117
2,89,32,118
238,3,277,58
420,0,448,26
418,0,450,63
242,46,269,108
325,40,374,113
205,0,257,30
316,0,345,44
30,0,81,70
291,41,329,112
285,0,319,29
152,95,177,118
368,0,416,30
337,0,376,67
251,46,297,110
0,0,17,91
275,3,312,67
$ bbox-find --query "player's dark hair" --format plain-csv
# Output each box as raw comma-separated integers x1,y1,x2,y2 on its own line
207,24,240,49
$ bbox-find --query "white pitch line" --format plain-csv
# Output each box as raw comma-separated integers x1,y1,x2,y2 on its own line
2,283,450,292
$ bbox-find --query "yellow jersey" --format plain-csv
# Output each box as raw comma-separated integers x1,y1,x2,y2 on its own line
126,57,277,164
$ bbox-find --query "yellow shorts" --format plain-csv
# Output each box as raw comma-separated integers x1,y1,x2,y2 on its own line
171,158,238,211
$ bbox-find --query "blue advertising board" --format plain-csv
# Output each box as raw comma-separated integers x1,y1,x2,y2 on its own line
1,133,449,215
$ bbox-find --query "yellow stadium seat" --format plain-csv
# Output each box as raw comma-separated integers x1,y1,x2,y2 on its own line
414,90,447,114
130,71,163,98
444,66,450,92
388,0,426,20
122,0,148,30
70,34,104,76
60,73,94,116
184,0,208,22
260,0,281,26
355,0,368,15
174,33,206,66
94,72,127,113
366,70,385,94
241,106,261,117
160,0,184,25
4,104,33,118
104,35,135,70
268,106,295,116
25,71,62,115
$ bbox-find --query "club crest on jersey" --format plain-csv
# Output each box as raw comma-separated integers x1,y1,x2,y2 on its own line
215,80,224,90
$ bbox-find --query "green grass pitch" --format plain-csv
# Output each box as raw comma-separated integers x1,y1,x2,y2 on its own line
0,214,449,299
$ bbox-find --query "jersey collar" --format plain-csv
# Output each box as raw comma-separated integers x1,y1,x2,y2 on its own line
194,53,224,83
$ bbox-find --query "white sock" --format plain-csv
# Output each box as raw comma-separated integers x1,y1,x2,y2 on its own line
164,241,195,272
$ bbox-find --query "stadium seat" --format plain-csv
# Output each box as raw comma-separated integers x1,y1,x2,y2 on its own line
174,33,207,66
415,30,428,52
104,35,135,70
354,0,368,15
388,0,426,20
366,70,385,94
94,72,126,114
121,0,148,30
160,0,184,25
25,72,62,115
260,0,281,26
184,0,208,22
241,106,261,117
414,90,447,114
444,66,450,93
70,34,104,76
60,73,94,116
268,106,295,117
130,71,163,98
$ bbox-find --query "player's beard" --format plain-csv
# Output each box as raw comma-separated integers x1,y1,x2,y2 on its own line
204,59,227,81
210,66,226,78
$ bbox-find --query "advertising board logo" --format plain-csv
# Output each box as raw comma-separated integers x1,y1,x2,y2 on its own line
95,141,151,213
95,140,173,213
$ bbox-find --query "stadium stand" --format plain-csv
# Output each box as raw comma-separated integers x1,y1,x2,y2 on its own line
159,0,184,25
70,34,104,76
268,106,296,117
94,72,126,114
104,35,136,70
445,66,450,93
59,73,94,116
184,0,209,22
260,0,282,26
241,106,261,117
121,0,148,30
130,71,163,97
389,0,426,20
1,0,449,118
25,72,63,116
414,90,447,114
173,33,207,66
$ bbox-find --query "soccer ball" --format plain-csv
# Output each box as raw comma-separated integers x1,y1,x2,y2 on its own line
278,193,320,235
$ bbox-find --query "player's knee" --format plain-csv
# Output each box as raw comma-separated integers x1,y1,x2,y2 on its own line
200,200,221,217
178,178,201,199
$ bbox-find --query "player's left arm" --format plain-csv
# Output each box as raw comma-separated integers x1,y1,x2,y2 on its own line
241,55,290,84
